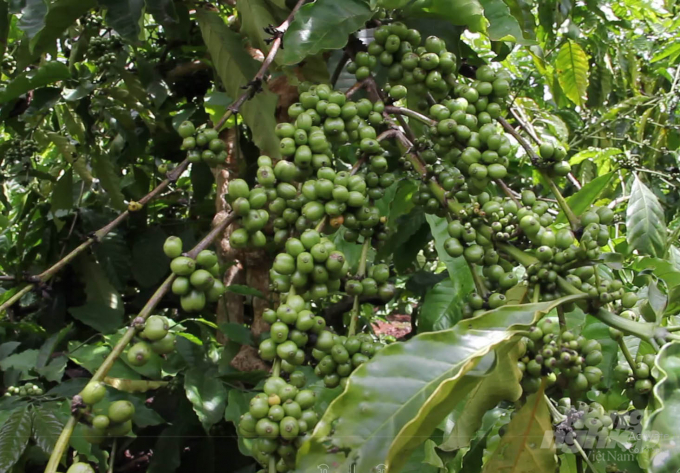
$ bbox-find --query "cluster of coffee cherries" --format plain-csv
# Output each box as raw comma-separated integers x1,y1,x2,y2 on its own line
345,263,395,300
163,236,226,312
3,382,43,397
79,379,136,440
610,317,655,408
553,399,619,453
126,315,177,367
311,331,383,388
269,230,348,298
238,376,319,470
177,121,227,167
537,142,571,176
5,138,39,163
259,292,326,368
518,318,603,394
87,36,124,71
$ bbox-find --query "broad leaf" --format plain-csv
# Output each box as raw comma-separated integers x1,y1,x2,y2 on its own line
31,406,63,455
419,279,467,332
226,284,265,298
297,295,584,473
21,0,95,55
403,0,485,32
0,406,32,472
196,9,280,156
555,172,614,224
627,175,666,257
46,132,93,183
439,341,523,451
0,61,70,103
479,0,532,44
68,258,124,334
144,0,179,34
96,0,143,40
555,40,589,107
482,388,556,472
645,342,680,472
92,152,125,210
50,169,73,214
184,367,228,431
282,0,374,65
132,226,169,287
218,323,254,346
236,0,288,58
426,214,473,288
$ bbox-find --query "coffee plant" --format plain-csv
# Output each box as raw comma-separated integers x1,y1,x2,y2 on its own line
0,1,679,473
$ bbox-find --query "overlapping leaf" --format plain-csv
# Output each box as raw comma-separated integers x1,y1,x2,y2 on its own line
555,40,589,107
626,175,666,257
0,406,32,472
296,295,584,473
439,341,523,451
196,9,280,156
644,342,680,472
282,0,374,65
481,387,556,473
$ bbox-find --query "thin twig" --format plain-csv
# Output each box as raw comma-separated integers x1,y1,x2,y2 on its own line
384,105,437,127
0,160,190,316
213,0,307,130
44,214,236,473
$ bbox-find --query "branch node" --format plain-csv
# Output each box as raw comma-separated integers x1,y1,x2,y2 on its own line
71,395,85,414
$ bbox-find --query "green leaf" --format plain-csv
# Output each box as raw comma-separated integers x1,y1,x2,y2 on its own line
68,258,124,334
651,41,680,64
426,214,474,287
21,0,95,55
184,367,228,431
555,172,614,225
419,279,468,332
36,324,72,368
627,175,666,258
0,342,20,361
478,0,531,44
297,295,584,473
0,61,70,103
482,388,556,473
378,0,411,7
50,169,73,214
645,342,680,472
555,40,589,107
196,9,280,157
439,341,523,451
144,0,179,32
218,323,253,346
404,0,485,32
422,439,444,468
282,0,374,65
66,341,140,379
16,0,47,42
0,406,32,472
45,132,93,183
30,406,63,455
0,349,39,374
226,284,265,298
236,0,288,59
96,0,143,40
92,152,126,210
132,226,169,287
